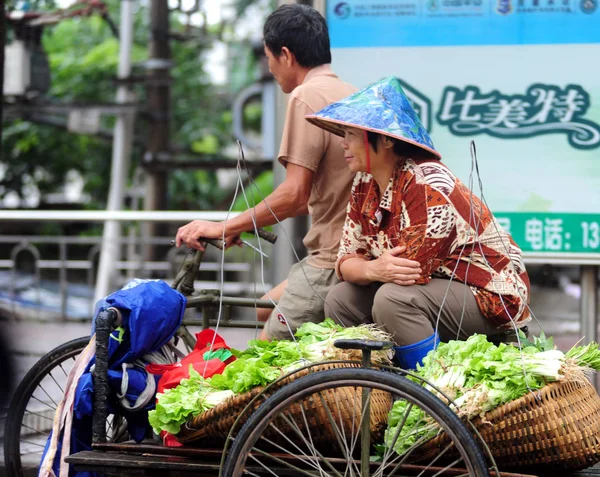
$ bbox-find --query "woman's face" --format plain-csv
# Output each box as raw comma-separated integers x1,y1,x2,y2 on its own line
341,127,374,173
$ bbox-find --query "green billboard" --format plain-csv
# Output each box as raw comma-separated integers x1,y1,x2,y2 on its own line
328,0,600,262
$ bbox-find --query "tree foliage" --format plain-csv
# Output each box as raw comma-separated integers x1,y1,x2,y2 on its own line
1,0,271,210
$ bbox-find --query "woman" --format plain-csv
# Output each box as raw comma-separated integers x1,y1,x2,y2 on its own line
306,77,531,369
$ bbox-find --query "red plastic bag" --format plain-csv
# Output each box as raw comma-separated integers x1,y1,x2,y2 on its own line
146,329,236,446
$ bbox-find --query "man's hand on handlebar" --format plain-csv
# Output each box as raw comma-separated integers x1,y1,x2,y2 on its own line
175,220,240,251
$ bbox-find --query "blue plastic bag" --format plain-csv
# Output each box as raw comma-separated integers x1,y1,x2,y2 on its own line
40,279,186,476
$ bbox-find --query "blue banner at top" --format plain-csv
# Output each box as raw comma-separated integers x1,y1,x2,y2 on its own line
327,0,600,48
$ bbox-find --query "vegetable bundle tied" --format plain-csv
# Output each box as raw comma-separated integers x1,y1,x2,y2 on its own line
384,333,600,457
149,318,393,435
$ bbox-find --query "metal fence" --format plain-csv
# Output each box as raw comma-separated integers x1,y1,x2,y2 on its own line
1,209,597,348
0,211,274,322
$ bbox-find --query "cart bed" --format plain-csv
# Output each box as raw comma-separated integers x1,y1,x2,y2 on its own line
64,443,567,477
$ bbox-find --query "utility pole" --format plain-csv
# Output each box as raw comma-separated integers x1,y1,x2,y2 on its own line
94,0,136,302
143,0,171,257
1,0,5,161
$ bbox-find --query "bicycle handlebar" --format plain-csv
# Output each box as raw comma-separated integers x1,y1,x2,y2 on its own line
333,339,394,352
170,227,278,250
252,227,278,244
205,228,277,250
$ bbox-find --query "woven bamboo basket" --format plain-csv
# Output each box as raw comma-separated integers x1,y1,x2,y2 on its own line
176,361,392,447
414,379,600,470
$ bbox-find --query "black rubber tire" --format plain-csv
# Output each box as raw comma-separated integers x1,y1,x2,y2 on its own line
3,336,90,477
223,367,490,477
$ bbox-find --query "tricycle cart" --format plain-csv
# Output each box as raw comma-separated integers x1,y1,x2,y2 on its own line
5,230,600,477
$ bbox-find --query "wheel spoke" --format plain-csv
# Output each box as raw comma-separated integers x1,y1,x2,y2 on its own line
248,446,322,477
345,386,367,473
314,388,357,473
243,471,262,477
49,367,69,391
28,393,58,411
277,405,340,476
19,422,52,436
295,397,330,475
21,409,54,422
426,441,464,475
379,399,413,468
18,438,48,449
429,456,466,477
224,368,491,477
257,426,317,469
4,337,90,477
57,360,75,379
329,386,363,477
253,415,321,471
36,383,60,409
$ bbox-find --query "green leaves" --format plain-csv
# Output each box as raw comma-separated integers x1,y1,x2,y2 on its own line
566,341,600,370
516,329,555,351
384,333,600,458
148,366,234,435
384,400,439,457
232,171,273,211
209,340,302,394
191,135,219,155
3,0,267,209
149,319,394,435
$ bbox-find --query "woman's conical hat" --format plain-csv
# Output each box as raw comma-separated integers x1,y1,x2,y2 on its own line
306,76,441,159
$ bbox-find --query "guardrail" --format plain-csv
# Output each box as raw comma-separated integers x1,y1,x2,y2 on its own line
0,211,274,322
1,210,597,351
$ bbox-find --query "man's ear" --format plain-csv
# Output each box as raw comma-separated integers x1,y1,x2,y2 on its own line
280,46,295,67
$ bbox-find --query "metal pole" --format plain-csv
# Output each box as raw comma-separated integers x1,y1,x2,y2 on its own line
0,210,241,221
0,0,5,160
360,349,371,477
580,265,598,388
59,240,68,320
261,80,276,160
143,0,171,260
94,0,136,303
271,0,298,285
580,265,598,344
271,79,296,286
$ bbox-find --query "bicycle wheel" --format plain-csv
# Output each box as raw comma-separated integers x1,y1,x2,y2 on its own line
223,367,490,476
4,336,90,477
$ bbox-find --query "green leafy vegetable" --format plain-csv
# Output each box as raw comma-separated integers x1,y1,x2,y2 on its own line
384,333,600,457
566,341,600,370
148,367,234,435
149,319,393,435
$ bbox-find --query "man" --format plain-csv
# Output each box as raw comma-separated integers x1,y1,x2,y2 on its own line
176,4,357,340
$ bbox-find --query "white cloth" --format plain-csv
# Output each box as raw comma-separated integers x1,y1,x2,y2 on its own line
38,335,96,477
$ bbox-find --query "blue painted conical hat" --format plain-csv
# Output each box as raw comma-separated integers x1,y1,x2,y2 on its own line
306,76,441,159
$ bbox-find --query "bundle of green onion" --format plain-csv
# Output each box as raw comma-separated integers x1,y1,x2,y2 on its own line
384,333,600,457
149,318,393,435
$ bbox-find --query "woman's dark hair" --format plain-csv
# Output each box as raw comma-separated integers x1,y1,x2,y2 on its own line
263,4,332,68
366,131,436,159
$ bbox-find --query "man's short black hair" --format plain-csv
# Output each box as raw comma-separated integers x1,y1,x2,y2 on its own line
263,4,332,68
367,131,436,159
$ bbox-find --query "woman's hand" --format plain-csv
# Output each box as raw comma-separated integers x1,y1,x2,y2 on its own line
365,246,422,285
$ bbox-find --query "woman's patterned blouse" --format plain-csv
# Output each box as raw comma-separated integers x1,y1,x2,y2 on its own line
336,158,531,329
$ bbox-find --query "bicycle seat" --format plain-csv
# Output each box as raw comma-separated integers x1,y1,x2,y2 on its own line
333,339,393,351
